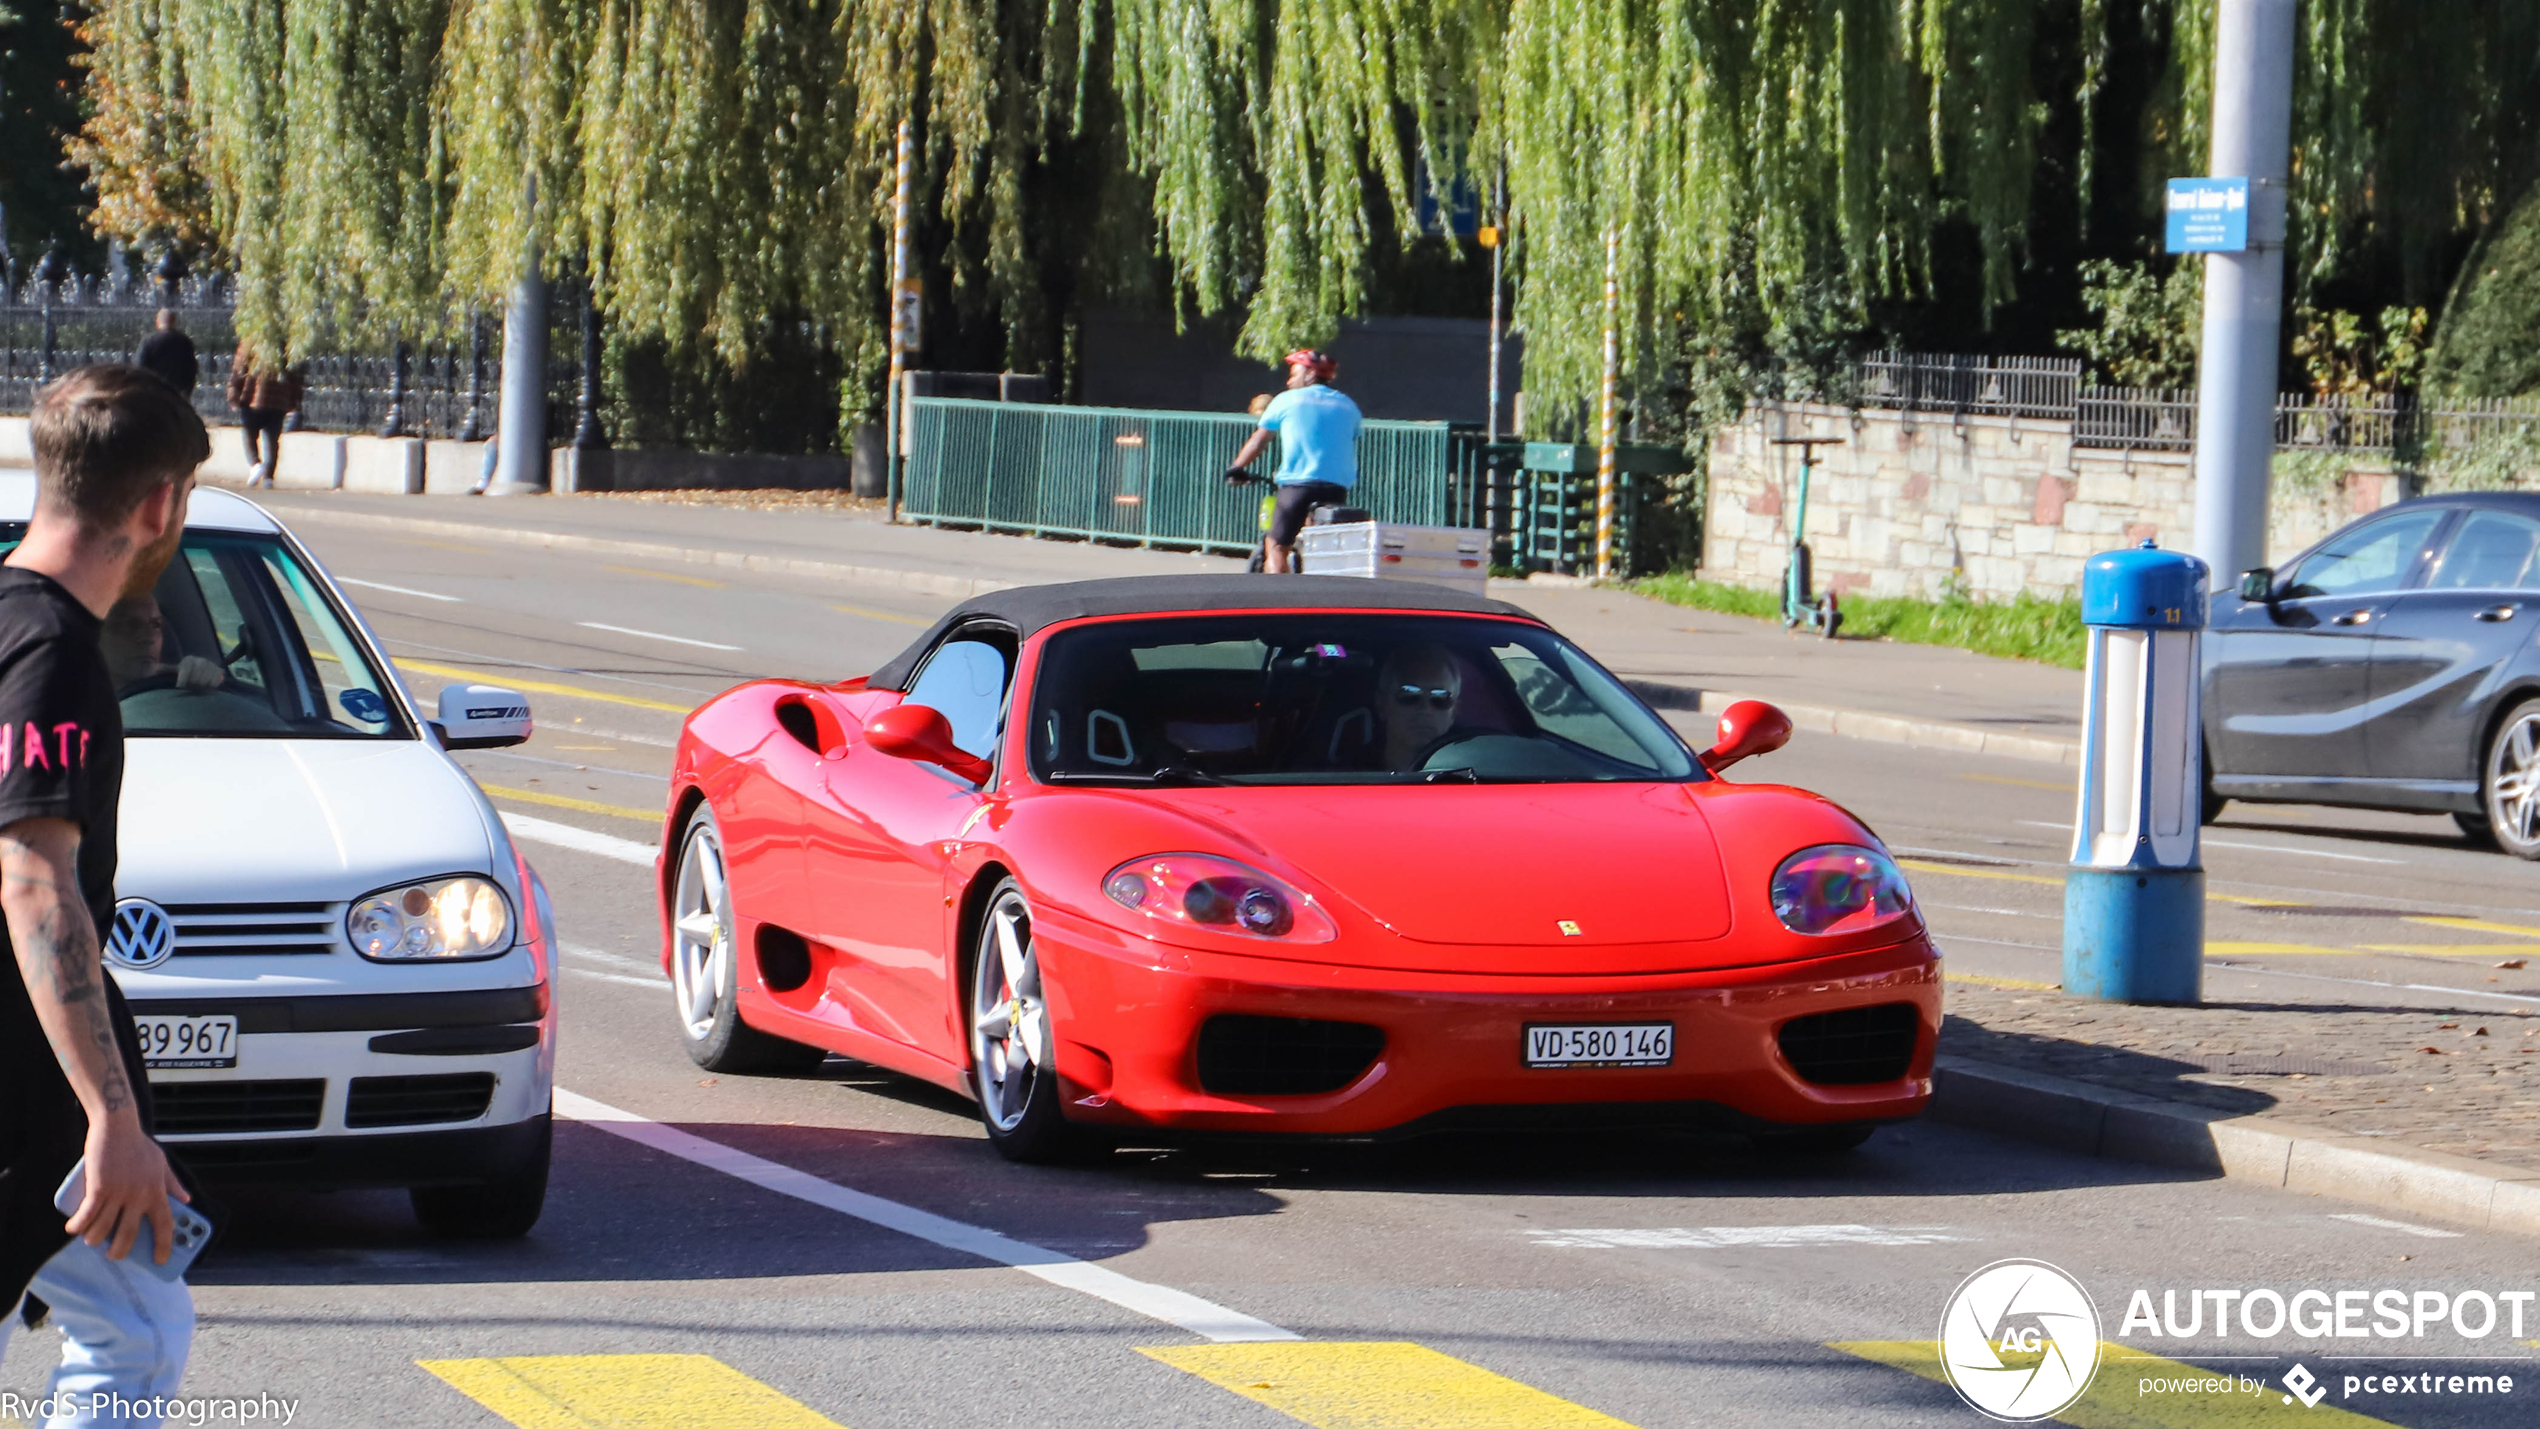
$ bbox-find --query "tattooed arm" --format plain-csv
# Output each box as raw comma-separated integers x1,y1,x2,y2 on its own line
3,815,188,1264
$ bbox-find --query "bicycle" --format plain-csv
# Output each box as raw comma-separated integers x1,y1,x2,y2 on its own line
1224,470,1369,573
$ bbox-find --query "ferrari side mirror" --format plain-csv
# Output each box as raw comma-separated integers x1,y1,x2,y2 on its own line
865,702,994,785
2237,567,2275,602
1701,699,1792,774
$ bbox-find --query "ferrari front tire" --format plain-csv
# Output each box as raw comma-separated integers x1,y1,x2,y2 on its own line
671,806,826,1075
969,878,1098,1163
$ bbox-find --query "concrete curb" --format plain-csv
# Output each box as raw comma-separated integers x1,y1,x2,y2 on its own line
1931,1053,2540,1237
262,500,1021,602
262,496,2084,766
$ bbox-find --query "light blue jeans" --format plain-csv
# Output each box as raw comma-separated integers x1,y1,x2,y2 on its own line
1,1237,193,1429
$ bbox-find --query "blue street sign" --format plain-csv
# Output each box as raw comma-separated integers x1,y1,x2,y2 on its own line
2165,177,2249,253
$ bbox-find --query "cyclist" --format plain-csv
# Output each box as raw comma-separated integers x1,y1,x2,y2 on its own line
1225,349,1361,573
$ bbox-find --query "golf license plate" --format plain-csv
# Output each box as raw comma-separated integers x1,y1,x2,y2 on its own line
1524,1022,1673,1068
135,1015,238,1070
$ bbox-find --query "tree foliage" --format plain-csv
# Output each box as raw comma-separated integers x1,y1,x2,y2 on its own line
63,0,2540,418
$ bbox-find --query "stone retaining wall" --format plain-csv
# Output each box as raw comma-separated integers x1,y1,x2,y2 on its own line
1700,402,2413,600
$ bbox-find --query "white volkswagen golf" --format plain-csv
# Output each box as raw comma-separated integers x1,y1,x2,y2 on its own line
0,475,558,1237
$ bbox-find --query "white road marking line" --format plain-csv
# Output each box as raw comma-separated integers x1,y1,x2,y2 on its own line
2202,837,2403,865
2209,961,2540,1007
481,748,670,782
1925,901,2050,919
578,621,744,652
1526,1225,1970,1250
2329,1212,2465,1239
553,1089,1298,1343
340,577,463,603
563,941,659,973
2017,820,2070,831
564,724,678,749
566,966,664,989
501,811,657,868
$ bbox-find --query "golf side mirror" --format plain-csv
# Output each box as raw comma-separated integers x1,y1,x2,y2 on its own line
434,684,532,749
2237,567,2275,602
865,702,994,785
1701,699,1792,774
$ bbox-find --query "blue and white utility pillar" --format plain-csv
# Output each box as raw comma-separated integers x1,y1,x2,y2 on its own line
2063,541,2210,1005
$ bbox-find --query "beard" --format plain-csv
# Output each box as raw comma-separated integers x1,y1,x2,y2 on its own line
119,484,190,599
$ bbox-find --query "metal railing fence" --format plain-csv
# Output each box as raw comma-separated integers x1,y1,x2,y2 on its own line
901,398,1478,555
1855,351,2084,420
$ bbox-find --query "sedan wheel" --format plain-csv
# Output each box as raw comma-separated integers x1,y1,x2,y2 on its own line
670,808,825,1073
2485,701,2540,860
969,879,1097,1162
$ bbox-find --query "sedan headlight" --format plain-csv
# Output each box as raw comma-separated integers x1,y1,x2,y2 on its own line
1770,844,1914,936
349,876,514,960
1102,854,1337,942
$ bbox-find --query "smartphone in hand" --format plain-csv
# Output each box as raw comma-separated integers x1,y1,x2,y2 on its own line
52,1159,211,1282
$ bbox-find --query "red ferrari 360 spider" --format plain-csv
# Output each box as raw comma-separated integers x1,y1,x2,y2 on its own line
656,575,1938,1160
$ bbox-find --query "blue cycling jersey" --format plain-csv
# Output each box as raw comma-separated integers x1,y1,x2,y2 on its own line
1258,385,1362,489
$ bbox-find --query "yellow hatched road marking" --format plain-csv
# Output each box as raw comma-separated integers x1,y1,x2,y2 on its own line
1830,1340,2400,1427
604,564,724,589
397,659,696,714
482,783,661,824
2404,915,2540,939
2205,941,2368,958
1902,859,2065,887
2359,943,2540,956
420,1354,848,1428
1141,1341,1638,1428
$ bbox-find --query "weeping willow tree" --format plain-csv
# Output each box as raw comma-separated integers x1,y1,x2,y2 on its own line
67,0,2540,424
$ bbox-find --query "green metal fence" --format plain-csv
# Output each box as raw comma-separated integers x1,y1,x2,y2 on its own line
901,397,1475,555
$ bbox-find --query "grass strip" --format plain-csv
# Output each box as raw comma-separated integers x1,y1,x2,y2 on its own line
1628,574,2087,668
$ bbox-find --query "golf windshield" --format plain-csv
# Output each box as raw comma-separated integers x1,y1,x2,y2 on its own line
1027,614,1699,784
0,525,410,740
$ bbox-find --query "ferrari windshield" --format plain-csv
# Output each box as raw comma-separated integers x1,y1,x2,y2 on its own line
1028,613,1699,784
0,525,408,740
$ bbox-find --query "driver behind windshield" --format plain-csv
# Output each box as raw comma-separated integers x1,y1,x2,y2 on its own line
1378,643,1463,771
99,595,221,696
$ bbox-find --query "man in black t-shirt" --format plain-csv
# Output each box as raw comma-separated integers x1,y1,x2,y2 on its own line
0,365,206,1423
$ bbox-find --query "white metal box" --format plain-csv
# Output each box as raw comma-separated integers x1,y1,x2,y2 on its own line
1297,522,1491,597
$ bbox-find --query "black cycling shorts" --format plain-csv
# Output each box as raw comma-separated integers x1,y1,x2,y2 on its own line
1268,480,1351,546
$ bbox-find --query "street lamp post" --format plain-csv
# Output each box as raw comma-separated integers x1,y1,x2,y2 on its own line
572,281,605,450
2188,0,2296,590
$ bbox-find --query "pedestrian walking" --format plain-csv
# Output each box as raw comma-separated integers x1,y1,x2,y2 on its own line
130,314,196,398
223,346,302,488
0,365,206,1429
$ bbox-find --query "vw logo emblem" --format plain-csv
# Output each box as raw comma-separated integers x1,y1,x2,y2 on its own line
106,898,177,971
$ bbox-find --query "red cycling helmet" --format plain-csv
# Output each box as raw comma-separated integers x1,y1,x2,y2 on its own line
1284,348,1338,382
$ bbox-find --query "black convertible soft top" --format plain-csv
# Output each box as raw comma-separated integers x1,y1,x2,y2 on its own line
868,574,1540,690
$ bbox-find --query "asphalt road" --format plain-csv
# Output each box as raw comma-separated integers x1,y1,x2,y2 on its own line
9,514,2540,1429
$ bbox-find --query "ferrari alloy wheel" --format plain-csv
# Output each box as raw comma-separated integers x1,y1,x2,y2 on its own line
671,807,825,1073
969,879,1093,1162
2484,700,2540,860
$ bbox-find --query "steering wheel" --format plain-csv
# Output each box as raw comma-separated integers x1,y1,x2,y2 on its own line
115,671,181,700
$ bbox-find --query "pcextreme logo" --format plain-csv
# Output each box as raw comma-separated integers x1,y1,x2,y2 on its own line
1937,1259,2103,1422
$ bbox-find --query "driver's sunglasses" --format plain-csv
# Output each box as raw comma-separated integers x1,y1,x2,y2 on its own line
1392,684,1454,710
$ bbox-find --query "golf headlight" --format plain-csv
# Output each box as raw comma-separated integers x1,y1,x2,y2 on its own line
1102,854,1337,942
349,876,514,960
1770,844,1914,936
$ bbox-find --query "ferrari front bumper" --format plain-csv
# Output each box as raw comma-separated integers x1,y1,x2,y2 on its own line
1036,914,1940,1137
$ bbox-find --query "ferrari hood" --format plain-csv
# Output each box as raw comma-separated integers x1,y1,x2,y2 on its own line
1178,783,1732,947
119,739,498,904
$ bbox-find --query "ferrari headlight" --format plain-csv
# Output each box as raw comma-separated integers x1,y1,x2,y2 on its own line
1770,844,1914,936
349,875,514,960
1101,854,1336,943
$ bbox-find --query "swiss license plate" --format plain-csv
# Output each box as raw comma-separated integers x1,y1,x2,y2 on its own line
1524,1022,1673,1068
136,1015,238,1070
